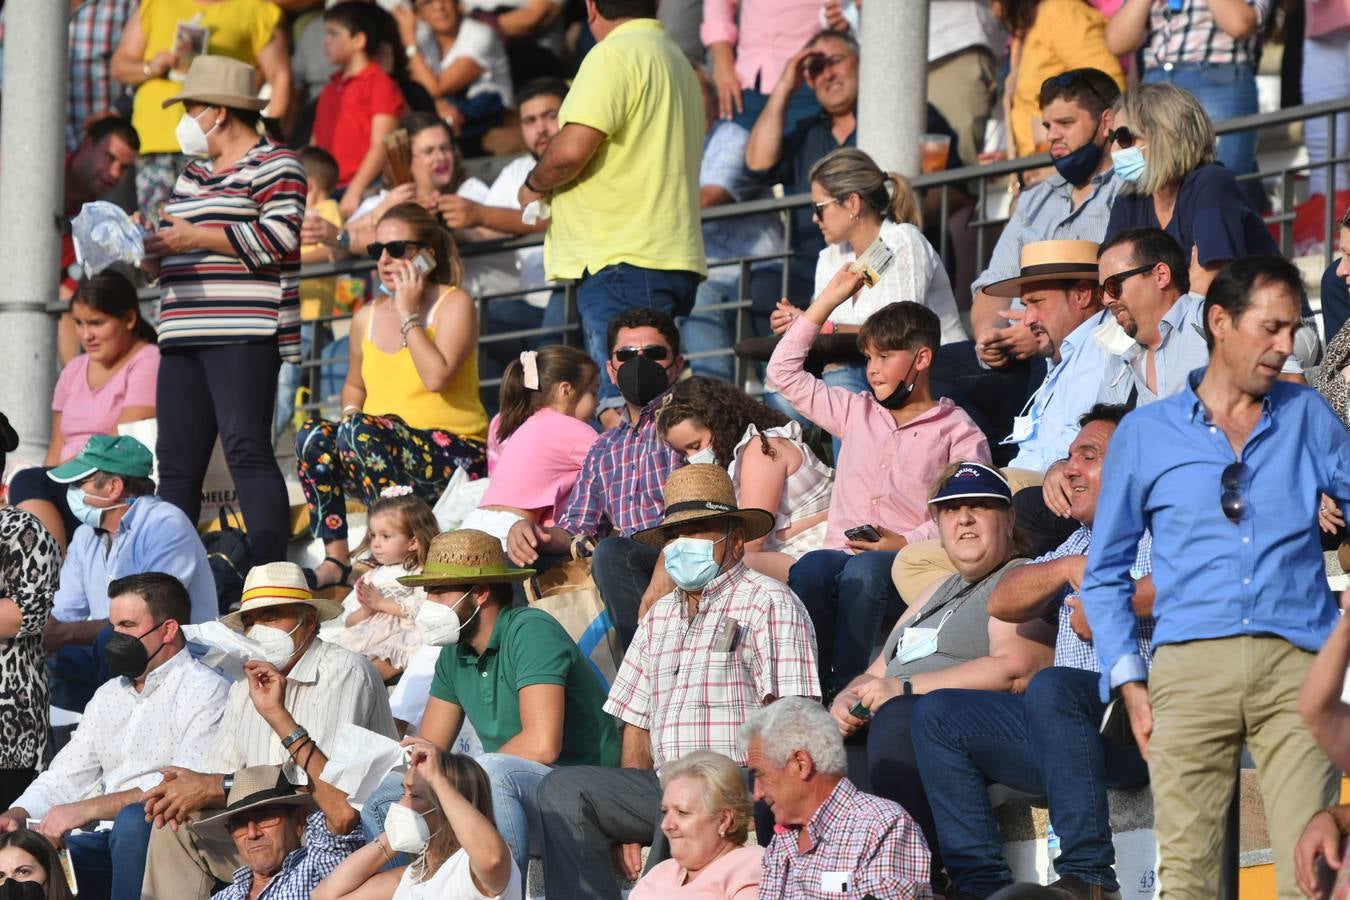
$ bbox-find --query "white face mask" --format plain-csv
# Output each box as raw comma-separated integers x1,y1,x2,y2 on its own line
175,107,219,157
686,446,718,466
384,802,432,854
246,620,304,667
415,593,478,647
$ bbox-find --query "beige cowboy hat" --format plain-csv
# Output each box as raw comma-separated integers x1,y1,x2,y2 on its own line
162,55,268,110
632,464,775,548
397,529,536,589
218,562,344,631
982,240,1102,298
191,766,315,840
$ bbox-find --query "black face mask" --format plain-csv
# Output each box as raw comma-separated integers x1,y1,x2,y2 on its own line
1051,135,1105,186
0,879,46,900
105,623,168,679
872,356,919,410
615,355,670,409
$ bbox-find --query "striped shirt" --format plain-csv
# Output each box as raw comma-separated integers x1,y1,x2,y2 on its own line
604,562,820,771
1144,0,1271,68
67,0,136,151
1041,526,1156,671
158,141,305,362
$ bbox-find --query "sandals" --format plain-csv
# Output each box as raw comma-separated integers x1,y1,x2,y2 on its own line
304,555,353,591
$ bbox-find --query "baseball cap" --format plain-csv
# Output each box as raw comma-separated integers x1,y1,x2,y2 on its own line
48,434,154,484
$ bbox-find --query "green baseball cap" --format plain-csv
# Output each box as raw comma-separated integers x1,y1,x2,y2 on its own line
48,434,154,484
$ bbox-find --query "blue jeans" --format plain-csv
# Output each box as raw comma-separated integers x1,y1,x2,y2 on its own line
576,263,699,410
65,802,154,900
787,548,902,696
47,624,116,714
678,276,737,383
863,694,941,871
477,752,552,877
765,363,868,461
910,667,1151,895
591,536,660,651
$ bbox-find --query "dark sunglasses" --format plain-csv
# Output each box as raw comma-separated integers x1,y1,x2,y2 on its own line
366,240,427,261
1220,462,1250,523
804,53,846,78
613,345,670,363
1107,126,1137,149
1041,69,1112,110
1101,263,1157,300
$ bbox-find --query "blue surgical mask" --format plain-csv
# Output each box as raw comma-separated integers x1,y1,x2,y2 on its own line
686,446,718,466
1111,146,1147,185
663,534,727,592
66,485,126,531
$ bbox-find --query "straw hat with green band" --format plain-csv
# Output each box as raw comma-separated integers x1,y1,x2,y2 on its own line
632,464,775,547
398,529,535,588
219,562,344,631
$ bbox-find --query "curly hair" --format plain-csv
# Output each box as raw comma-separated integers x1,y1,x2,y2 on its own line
656,377,789,468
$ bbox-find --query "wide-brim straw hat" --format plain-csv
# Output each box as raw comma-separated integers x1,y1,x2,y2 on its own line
218,562,344,631
982,240,1102,298
192,766,314,839
632,464,775,547
162,55,268,110
397,529,536,588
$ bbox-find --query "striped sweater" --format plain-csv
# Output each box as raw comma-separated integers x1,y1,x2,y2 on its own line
158,141,305,362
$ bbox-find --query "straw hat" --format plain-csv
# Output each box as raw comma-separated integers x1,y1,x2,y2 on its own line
632,464,775,547
192,766,314,839
218,562,344,631
982,240,1102,298
161,55,268,110
397,529,535,588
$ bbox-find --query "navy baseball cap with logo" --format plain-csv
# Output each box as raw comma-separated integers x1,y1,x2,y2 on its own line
928,462,1013,506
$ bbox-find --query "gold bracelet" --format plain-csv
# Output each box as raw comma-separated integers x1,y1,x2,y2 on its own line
377,836,394,862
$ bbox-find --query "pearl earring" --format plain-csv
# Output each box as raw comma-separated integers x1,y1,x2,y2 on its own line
718,828,726,837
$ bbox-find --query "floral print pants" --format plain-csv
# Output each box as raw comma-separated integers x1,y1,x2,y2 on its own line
296,413,486,542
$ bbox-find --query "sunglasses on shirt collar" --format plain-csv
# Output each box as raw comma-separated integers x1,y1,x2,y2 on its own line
613,345,671,363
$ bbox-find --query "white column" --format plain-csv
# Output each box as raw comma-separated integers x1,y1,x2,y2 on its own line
0,0,69,458
857,0,929,177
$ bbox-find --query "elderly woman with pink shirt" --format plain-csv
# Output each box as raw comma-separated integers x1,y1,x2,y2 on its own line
8,272,159,549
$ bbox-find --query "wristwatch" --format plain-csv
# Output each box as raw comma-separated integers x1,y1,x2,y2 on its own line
221,773,234,796
405,45,419,60
336,229,351,252
901,677,914,696
281,727,309,751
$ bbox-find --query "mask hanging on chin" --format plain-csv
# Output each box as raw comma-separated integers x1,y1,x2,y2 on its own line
615,356,670,408
871,356,919,410
1051,137,1104,185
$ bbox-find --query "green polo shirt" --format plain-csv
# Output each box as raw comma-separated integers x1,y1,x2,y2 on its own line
429,606,619,767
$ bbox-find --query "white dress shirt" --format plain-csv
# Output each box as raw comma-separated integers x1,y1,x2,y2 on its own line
14,648,229,819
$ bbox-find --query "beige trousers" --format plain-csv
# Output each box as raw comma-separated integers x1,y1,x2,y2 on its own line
141,813,247,900
1148,636,1338,899
927,47,999,164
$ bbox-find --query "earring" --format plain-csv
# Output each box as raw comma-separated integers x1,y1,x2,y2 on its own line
718,828,726,837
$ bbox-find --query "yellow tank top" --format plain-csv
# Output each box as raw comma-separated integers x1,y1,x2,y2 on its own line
360,291,489,441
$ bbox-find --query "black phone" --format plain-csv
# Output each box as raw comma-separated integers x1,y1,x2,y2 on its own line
844,524,881,543
849,700,871,720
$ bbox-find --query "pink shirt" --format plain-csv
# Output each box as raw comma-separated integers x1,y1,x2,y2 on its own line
700,0,821,91
630,846,763,899
480,407,599,526
767,318,991,549
52,342,160,461
1306,0,1350,39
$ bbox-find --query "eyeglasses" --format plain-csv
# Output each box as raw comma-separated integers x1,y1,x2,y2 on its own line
1107,126,1138,149
227,809,286,833
1100,263,1157,299
811,198,838,220
613,345,670,363
366,240,427,261
1041,69,1113,110
1220,462,1250,523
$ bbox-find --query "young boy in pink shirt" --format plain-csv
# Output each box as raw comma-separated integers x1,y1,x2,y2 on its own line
768,266,991,696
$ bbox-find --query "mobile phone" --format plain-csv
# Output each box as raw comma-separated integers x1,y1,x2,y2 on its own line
844,524,881,543
410,249,434,277
849,701,871,720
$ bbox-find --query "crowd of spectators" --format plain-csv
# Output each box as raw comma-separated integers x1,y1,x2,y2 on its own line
5,0,1350,898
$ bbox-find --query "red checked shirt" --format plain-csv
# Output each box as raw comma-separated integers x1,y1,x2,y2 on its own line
759,778,933,900
603,562,820,770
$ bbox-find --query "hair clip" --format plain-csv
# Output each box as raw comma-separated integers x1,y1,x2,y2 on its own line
380,485,415,499
520,350,540,391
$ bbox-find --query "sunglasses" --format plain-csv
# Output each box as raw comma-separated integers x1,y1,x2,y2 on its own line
1107,126,1138,149
804,53,846,78
811,198,839,220
1220,461,1250,523
1041,69,1112,110
613,345,670,363
227,809,286,834
1101,263,1157,300
366,240,427,261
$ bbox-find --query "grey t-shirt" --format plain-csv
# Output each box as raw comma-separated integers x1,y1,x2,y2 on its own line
882,558,1026,677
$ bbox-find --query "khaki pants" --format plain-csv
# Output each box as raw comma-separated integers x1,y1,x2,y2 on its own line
1149,636,1338,899
927,47,999,163
142,813,246,900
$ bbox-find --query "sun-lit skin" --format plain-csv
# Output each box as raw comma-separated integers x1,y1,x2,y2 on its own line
658,776,736,877
1206,278,1300,398
228,804,307,881
1062,420,1116,525
935,498,1015,579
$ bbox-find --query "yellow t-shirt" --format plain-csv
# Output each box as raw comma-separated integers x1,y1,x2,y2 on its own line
133,0,283,155
300,197,344,319
546,19,707,281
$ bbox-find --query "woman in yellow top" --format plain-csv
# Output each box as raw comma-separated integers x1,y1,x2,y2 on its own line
999,0,1125,159
297,202,488,589
110,0,291,223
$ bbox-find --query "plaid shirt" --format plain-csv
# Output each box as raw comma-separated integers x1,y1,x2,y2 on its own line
67,0,136,151
1144,0,1271,68
1041,526,1156,671
555,395,682,539
212,810,364,900
759,778,934,900
604,562,820,770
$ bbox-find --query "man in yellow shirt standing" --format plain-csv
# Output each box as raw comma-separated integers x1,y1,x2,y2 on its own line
519,0,706,427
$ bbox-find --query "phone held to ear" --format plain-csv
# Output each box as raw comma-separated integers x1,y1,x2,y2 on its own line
844,524,881,543
411,249,434,277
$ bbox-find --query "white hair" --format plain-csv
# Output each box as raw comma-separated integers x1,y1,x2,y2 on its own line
738,697,846,775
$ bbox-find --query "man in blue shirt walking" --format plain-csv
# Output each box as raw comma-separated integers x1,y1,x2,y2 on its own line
1081,256,1350,899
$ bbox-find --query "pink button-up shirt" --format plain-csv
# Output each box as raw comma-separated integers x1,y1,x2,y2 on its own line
767,318,991,549
700,0,822,91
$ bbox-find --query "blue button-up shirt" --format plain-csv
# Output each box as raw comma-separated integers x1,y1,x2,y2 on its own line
1081,370,1350,696
1100,293,1210,407
53,495,217,625
1007,309,1116,472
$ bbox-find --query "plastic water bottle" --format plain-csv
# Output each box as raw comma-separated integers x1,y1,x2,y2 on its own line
1046,823,1061,879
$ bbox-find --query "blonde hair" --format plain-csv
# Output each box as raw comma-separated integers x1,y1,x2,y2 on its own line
415,753,495,882
352,493,438,570
809,147,922,229
378,201,466,288
1116,83,1217,196
658,751,751,845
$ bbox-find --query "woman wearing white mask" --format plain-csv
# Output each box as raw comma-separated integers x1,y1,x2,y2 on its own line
827,462,1054,875
313,738,520,900
140,55,305,571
